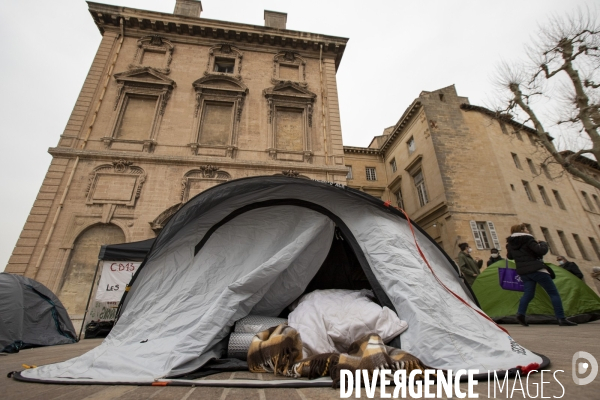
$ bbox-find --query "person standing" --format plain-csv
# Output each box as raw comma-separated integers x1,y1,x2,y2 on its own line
591,267,600,294
457,242,483,286
506,223,576,326
556,256,584,280
487,248,504,267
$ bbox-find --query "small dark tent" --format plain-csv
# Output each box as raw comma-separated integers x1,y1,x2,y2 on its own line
0,273,76,353
18,177,549,384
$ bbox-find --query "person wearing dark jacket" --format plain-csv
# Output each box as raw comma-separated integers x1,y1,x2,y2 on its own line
506,223,576,326
556,256,584,279
487,248,504,267
457,242,483,286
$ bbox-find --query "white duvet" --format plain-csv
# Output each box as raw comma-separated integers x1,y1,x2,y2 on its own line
287,289,408,358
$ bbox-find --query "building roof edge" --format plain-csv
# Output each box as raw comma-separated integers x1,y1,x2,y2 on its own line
459,103,540,136
87,1,348,69
343,146,381,155
379,100,422,153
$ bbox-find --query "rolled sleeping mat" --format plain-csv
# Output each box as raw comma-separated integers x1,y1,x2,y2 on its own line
233,315,288,333
228,316,288,360
227,333,255,360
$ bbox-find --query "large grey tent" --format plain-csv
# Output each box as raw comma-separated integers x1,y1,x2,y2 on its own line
0,273,76,353
17,177,548,384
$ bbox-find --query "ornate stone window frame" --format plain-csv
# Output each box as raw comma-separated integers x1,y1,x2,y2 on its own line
387,175,404,208
180,165,232,203
103,68,176,152
274,170,311,179
264,81,316,163
189,75,248,158
272,51,307,87
205,44,243,80
129,35,174,74
85,160,146,206
404,155,429,208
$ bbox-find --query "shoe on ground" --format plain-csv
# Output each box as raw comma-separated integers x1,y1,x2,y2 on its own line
558,318,577,326
516,314,529,327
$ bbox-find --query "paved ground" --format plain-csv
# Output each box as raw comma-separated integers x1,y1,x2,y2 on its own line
2,321,599,399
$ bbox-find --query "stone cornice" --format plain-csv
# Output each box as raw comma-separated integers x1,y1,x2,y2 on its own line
345,101,421,159
386,174,402,190
459,103,543,137
343,146,381,155
560,150,600,172
347,185,387,192
379,100,422,154
87,1,348,70
411,200,448,225
344,99,421,156
403,154,423,173
48,147,349,174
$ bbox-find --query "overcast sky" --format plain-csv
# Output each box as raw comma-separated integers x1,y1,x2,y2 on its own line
0,0,597,272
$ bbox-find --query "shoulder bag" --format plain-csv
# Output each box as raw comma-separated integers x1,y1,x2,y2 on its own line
498,259,525,291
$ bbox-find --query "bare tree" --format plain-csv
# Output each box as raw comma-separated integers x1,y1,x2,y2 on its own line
494,8,600,189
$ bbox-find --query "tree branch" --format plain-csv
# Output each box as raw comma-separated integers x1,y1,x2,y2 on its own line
508,81,600,190
492,8,600,190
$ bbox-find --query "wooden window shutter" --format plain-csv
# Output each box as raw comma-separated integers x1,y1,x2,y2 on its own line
487,221,501,249
470,220,484,249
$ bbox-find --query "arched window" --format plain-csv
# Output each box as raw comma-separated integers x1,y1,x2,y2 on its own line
58,224,125,318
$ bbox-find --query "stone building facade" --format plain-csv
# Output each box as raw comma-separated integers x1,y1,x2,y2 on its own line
345,85,600,293
8,1,600,327
4,0,349,325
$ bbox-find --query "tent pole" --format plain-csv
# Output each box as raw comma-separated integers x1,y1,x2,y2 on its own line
78,259,102,341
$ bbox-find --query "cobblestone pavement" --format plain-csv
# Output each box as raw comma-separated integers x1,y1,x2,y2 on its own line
2,321,598,399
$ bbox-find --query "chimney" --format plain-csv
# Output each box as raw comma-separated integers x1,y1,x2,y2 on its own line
174,0,202,18
264,10,287,29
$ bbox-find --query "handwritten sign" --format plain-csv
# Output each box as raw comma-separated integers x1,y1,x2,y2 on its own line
95,261,140,303
87,301,119,322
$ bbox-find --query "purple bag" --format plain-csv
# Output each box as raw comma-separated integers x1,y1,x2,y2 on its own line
498,260,525,291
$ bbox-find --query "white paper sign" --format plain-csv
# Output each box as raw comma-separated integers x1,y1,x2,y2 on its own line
95,261,140,302
87,301,120,322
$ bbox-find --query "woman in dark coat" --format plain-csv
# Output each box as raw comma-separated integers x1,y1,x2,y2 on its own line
506,223,576,326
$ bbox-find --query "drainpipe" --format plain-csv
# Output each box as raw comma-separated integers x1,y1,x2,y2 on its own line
32,19,125,279
319,44,329,180
78,259,102,340
382,151,390,201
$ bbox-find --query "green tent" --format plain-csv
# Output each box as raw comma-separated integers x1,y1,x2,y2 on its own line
472,260,600,324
